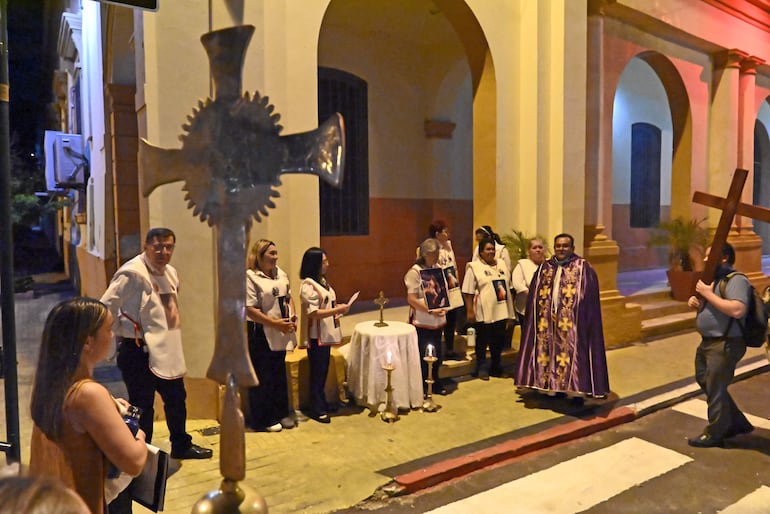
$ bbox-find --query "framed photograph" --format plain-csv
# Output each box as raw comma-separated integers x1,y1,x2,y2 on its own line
492,279,508,302
442,265,464,309
419,268,450,310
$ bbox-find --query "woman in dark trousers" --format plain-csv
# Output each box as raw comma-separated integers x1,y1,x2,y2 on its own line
299,247,350,423
246,239,298,432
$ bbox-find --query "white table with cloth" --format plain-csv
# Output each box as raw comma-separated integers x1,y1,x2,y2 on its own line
345,320,424,410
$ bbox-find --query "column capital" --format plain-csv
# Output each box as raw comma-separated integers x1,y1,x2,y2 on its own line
714,49,749,70
740,55,765,75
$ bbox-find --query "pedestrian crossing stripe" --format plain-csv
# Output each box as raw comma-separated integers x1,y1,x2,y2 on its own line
672,399,770,431
424,437,692,514
719,486,770,513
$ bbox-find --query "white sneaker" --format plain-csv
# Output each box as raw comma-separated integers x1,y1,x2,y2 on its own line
264,423,282,433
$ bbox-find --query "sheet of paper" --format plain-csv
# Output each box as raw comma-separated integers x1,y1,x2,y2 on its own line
347,291,360,305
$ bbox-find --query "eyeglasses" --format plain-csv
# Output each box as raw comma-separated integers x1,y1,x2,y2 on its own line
151,244,176,253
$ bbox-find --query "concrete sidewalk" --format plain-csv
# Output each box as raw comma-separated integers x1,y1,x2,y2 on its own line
3,279,769,514
150,326,769,514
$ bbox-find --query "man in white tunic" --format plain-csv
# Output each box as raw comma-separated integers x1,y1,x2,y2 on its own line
101,228,212,461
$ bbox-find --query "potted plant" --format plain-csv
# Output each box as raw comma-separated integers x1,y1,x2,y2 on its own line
647,216,711,301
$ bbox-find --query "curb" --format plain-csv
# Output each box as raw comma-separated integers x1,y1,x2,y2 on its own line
385,356,770,497
390,406,636,495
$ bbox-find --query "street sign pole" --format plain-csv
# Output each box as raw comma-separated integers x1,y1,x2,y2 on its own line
0,0,21,465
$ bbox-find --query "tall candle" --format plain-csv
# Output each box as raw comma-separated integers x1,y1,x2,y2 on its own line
426,344,435,358
386,350,392,365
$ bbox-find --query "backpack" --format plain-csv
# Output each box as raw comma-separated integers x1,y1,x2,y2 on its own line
719,272,769,348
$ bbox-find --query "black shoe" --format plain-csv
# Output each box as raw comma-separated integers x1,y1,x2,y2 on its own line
311,412,331,424
171,443,213,460
479,373,490,381
687,433,723,448
725,423,754,438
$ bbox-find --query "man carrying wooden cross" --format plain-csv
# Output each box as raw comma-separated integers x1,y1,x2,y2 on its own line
686,168,770,447
686,242,752,447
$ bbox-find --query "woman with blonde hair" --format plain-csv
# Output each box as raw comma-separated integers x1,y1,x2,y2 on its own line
246,239,297,432
29,298,147,513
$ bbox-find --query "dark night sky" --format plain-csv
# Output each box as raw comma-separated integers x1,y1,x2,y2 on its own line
7,0,45,160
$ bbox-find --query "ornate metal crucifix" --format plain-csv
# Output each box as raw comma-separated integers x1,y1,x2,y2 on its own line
137,25,344,510
692,168,770,284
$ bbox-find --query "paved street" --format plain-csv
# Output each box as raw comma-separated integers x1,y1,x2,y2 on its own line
341,370,770,513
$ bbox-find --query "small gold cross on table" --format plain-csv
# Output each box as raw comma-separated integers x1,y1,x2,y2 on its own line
374,290,389,327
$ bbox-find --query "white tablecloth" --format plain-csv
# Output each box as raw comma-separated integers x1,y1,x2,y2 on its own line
346,321,423,410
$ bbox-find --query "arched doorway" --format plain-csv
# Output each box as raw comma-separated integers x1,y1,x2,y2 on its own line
316,0,491,300
611,52,691,272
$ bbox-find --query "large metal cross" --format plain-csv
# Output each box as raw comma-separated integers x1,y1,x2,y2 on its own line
138,25,344,389
138,26,344,507
692,168,770,283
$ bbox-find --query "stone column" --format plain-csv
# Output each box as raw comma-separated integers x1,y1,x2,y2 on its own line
585,2,640,348
734,55,768,285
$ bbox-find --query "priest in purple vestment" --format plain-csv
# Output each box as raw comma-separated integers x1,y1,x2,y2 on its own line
514,233,609,400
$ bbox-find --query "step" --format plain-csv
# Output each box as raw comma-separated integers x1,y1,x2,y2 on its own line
440,336,517,378
637,299,692,321
625,289,674,304
641,310,696,341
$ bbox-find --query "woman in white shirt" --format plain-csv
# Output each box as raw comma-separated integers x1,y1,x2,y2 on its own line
299,247,350,424
511,237,546,323
246,239,297,433
471,226,512,279
462,237,514,380
405,238,449,396
429,220,462,360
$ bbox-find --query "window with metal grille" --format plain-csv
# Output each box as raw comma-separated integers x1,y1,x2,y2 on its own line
630,122,661,228
318,67,369,236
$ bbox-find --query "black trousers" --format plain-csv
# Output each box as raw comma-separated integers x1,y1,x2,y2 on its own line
247,322,289,428
307,338,331,415
474,320,506,376
416,326,444,391
443,308,458,353
694,337,750,439
117,339,192,452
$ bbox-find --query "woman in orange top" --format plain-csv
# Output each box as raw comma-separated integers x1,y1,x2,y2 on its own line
29,298,148,513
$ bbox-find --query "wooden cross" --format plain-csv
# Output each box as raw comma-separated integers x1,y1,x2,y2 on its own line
692,168,770,284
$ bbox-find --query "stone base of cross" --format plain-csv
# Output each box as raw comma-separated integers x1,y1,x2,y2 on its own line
692,168,770,285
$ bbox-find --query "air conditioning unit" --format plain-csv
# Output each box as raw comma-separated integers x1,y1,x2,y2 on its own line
44,131,84,191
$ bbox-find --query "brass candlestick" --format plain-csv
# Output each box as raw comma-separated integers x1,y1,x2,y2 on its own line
381,363,399,422
374,290,389,327
422,354,440,412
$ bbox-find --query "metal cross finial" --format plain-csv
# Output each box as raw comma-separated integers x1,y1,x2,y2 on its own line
138,25,345,388
137,25,345,512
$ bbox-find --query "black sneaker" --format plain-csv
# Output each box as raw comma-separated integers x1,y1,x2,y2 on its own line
687,433,723,448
